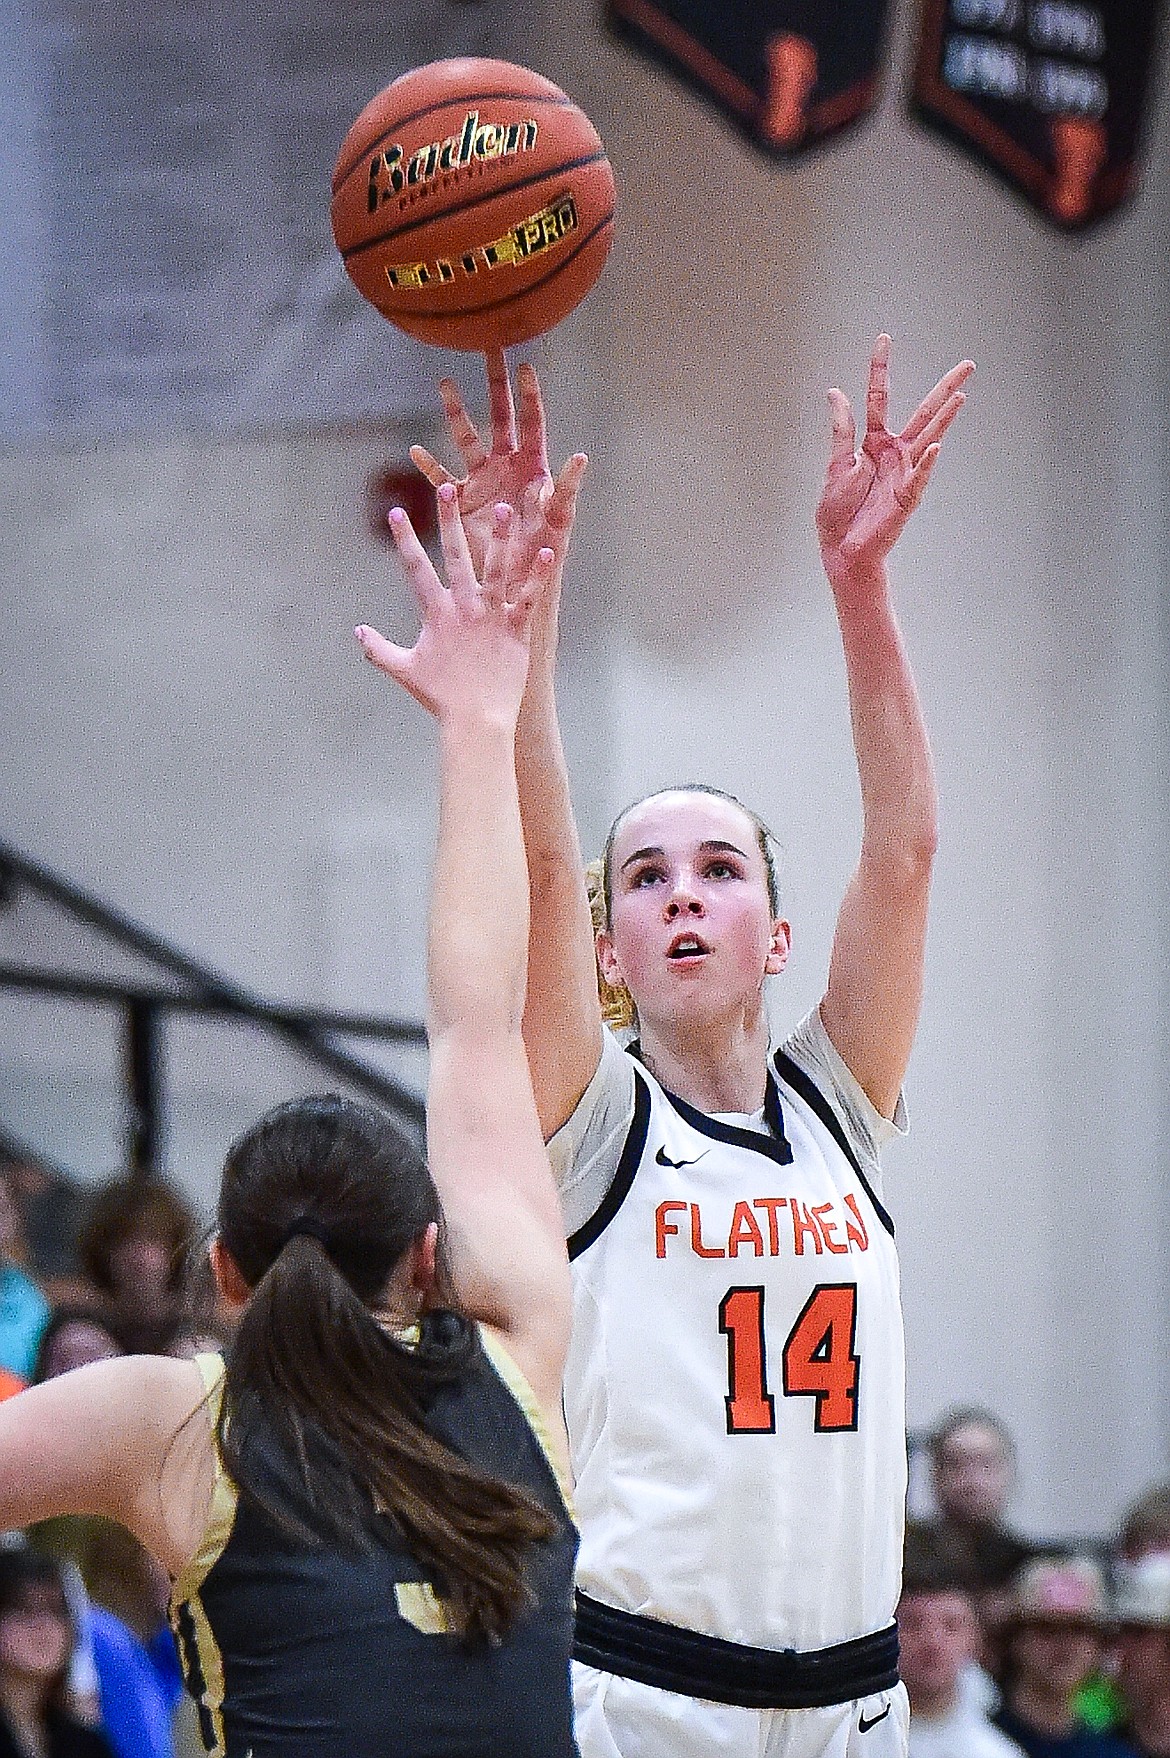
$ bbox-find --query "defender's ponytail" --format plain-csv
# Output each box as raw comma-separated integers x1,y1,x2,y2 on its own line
216,1095,555,1645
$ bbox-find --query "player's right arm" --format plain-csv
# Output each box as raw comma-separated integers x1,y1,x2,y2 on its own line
412,353,602,1143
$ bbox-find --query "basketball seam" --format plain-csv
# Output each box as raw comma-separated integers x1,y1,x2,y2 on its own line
384,211,614,327
332,91,577,194
339,150,610,260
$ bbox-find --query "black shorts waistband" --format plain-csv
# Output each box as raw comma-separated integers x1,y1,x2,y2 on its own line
573,1591,900,1710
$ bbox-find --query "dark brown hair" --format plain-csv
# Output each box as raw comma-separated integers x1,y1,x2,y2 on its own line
215,1094,554,1646
79,1176,195,1296
928,1404,1017,1466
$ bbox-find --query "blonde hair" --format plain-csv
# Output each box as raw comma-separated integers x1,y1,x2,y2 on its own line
584,858,636,1032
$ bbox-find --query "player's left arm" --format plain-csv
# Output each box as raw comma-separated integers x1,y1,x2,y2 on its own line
815,336,974,1119
356,484,571,1423
0,1354,210,1573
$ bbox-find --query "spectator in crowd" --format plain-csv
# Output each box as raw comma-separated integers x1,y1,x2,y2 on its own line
1113,1554,1170,1758
0,1547,114,1758
0,1170,50,1384
900,1553,1026,1758
77,1180,195,1355
32,1311,123,1385
923,1407,1040,1673
1075,1481,1170,1734
927,1408,1036,1589
993,1556,1132,1758
30,1307,179,1758
1118,1490,1170,1568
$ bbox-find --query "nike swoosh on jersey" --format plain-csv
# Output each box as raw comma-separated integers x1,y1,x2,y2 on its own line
858,1704,892,1733
654,1145,709,1169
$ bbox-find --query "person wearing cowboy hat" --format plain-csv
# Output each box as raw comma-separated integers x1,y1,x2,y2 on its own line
992,1557,1133,1758
1113,1554,1170,1758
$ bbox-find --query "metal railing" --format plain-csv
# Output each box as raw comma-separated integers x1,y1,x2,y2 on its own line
0,838,426,1180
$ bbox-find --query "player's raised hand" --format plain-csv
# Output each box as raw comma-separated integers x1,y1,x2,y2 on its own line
356,481,555,727
815,335,974,592
411,351,559,576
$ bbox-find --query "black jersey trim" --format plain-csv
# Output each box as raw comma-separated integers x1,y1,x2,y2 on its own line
567,1066,652,1260
573,1591,900,1708
629,1044,795,1166
772,1050,895,1240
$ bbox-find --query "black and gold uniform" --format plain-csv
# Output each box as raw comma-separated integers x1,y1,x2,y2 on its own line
170,1318,578,1758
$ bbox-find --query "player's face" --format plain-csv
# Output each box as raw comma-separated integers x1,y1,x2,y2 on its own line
599,792,789,1033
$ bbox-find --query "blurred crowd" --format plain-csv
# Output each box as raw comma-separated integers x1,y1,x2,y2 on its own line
903,1408,1170,1758
0,1155,225,1758
1,1157,1168,1758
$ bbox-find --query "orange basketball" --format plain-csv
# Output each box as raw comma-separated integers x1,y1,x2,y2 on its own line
331,59,616,351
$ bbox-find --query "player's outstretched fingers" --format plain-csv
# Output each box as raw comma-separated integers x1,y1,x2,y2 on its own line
908,390,967,465
485,348,518,454
513,545,556,624
481,503,513,610
354,623,413,686
865,334,892,435
901,360,975,447
516,362,551,478
409,444,454,491
388,506,443,617
439,376,489,474
896,443,941,516
436,481,478,607
544,453,588,539
826,390,857,473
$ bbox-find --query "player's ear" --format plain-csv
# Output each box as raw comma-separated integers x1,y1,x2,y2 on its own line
209,1236,251,1310
595,928,625,990
409,1222,439,1297
765,919,791,976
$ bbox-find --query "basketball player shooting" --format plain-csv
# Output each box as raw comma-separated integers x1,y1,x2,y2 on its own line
415,335,973,1758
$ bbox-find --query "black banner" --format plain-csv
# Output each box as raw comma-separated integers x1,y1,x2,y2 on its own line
911,0,1165,226
606,0,890,156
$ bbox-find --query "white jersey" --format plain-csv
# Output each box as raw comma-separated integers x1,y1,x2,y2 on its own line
549,1007,907,1655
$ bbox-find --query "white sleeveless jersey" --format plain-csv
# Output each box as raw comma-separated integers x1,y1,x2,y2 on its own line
553,1010,906,1655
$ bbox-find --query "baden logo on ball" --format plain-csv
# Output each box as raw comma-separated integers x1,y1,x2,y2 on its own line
332,58,616,351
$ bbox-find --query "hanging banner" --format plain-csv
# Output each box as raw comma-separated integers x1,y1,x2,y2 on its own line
606,0,891,156
910,0,1165,227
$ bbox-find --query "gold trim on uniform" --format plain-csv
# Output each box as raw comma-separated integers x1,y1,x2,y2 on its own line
479,1327,576,1519
169,1353,237,1758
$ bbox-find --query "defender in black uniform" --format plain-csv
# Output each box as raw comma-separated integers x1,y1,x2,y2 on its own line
0,488,577,1757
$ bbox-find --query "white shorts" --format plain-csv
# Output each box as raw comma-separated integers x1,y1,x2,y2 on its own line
572,1663,910,1758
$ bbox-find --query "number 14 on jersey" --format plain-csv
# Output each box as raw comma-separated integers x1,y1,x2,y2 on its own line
718,1283,860,1436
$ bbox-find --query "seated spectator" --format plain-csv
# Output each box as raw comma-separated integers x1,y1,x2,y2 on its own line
1117,1489,1170,1567
30,1322,177,1758
993,1557,1133,1758
1075,1482,1170,1735
1113,1554,1170,1758
0,1547,114,1758
32,1311,123,1384
0,1171,49,1384
922,1407,1040,1674
901,1553,1028,1758
77,1180,195,1355
926,1407,1037,1588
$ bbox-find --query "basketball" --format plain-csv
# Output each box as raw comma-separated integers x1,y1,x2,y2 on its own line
331,59,615,351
